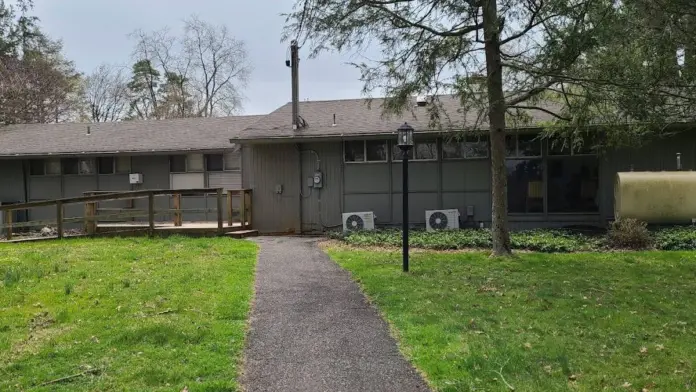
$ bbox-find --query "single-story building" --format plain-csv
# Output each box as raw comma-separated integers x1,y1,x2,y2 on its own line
0,96,690,234
0,115,261,227
234,96,691,233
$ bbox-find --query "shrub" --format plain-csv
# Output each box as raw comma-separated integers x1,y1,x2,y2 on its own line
607,218,652,249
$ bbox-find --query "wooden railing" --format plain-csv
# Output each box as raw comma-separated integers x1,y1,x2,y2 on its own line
0,188,252,240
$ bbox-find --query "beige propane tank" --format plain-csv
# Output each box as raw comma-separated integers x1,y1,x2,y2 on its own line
615,171,696,223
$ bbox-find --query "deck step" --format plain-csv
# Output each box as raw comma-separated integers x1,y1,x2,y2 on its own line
226,230,259,239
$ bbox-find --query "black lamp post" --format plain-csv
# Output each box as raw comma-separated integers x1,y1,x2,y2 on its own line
397,122,414,272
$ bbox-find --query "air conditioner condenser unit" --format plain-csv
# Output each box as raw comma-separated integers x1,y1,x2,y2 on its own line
425,209,460,231
342,211,375,232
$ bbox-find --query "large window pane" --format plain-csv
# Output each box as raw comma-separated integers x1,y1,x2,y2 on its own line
463,136,488,158
442,140,464,159
62,158,79,175
206,154,224,172
79,159,95,175
98,157,115,174
170,155,187,173
518,134,542,156
29,160,45,176
505,135,516,156
365,140,387,161
46,159,61,175
415,140,437,160
507,159,544,213
548,157,599,213
344,141,365,162
392,144,413,160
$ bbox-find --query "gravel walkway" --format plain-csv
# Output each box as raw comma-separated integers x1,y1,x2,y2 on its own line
242,237,429,392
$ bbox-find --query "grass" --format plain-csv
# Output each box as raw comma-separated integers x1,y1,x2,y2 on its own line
0,237,257,391
327,246,696,391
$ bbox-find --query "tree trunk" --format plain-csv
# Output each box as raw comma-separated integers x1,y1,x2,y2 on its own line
483,0,512,256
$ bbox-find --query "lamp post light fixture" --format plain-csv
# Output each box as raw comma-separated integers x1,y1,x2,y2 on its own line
397,122,414,272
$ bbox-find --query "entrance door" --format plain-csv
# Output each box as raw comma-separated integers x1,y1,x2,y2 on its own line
300,143,343,233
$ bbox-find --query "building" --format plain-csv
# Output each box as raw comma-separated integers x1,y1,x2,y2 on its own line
0,96,690,234
235,96,690,233
0,115,261,227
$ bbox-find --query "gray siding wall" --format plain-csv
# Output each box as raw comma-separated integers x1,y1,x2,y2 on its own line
300,142,343,232
247,131,696,232
244,144,301,233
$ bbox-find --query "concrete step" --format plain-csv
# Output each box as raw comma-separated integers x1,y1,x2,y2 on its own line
226,230,259,239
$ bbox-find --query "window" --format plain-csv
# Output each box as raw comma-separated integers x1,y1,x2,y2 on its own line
79,159,95,175
507,134,542,157
549,134,598,156
29,159,45,176
391,139,438,161
443,136,489,159
366,140,388,161
62,158,79,175
116,156,131,173
224,150,241,170
29,159,61,176
507,159,544,213
170,155,187,173
98,157,115,175
206,154,224,172
344,140,388,162
548,156,599,213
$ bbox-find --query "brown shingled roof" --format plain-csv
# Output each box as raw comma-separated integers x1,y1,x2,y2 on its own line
0,115,263,157
235,95,562,142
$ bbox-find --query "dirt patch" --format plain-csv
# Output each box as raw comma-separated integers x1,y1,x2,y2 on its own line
5,312,70,362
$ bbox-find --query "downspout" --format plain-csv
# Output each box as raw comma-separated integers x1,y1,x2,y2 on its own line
22,160,29,203
298,143,303,234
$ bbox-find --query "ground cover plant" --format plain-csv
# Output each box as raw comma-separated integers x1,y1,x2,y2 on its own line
336,224,696,252
327,247,696,391
0,237,257,391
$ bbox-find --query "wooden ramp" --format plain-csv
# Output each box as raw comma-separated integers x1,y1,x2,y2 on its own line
1,188,257,241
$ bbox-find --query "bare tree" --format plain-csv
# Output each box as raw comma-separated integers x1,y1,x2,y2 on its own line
83,64,129,122
183,15,250,117
127,16,250,118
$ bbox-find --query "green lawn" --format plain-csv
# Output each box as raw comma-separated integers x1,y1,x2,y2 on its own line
327,246,696,391
0,237,257,391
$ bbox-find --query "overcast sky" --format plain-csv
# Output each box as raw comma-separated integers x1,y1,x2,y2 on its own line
29,0,367,115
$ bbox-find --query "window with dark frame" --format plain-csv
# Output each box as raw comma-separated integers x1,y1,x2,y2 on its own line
206,154,224,172
443,136,489,159
506,159,544,213
344,140,388,162
29,159,45,176
344,141,365,162
78,159,95,175
548,156,599,213
98,157,115,175
170,155,187,173
391,139,437,161
365,140,388,161
62,158,79,175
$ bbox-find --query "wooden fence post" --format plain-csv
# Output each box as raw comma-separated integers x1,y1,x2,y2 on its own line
148,193,155,237
240,190,247,230
173,193,182,227
85,202,97,235
4,209,12,240
244,190,252,229
216,188,224,235
227,190,234,227
56,201,64,239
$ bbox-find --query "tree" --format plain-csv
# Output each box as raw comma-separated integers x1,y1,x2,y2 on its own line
83,63,129,122
0,0,82,124
126,59,160,120
285,0,622,256
128,15,251,118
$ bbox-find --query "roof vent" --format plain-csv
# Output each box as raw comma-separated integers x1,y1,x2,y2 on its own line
86,125,91,136
416,95,428,107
